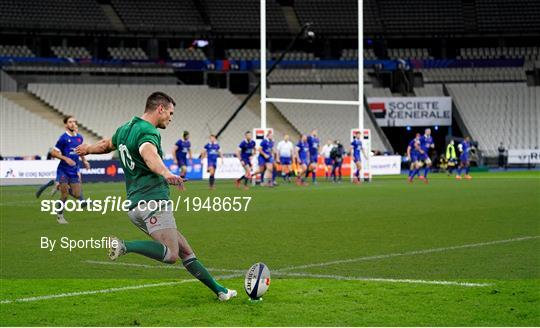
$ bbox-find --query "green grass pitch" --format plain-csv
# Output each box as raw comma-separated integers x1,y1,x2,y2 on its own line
1,171,539,326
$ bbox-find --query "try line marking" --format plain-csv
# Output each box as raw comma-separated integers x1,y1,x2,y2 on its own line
273,272,491,287
2,235,536,304
277,235,540,272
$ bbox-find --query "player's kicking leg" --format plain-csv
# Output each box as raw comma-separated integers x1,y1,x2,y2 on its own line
110,202,236,301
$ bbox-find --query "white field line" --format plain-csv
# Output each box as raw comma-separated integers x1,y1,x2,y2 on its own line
0,273,242,304
274,272,491,287
278,235,540,272
84,260,245,273
2,235,536,304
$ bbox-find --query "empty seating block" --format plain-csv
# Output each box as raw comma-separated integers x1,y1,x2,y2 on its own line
268,69,366,84
388,48,433,60
295,0,357,35
108,47,148,61
168,48,207,61
420,67,526,83
202,0,288,34
459,47,540,61
378,0,465,34
226,49,271,61
0,45,35,58
476,0,540,33
0,0,112,31
447,83,540,157
51,46,92,59
111,0,207,32
27,84,261,155
0,95,63,157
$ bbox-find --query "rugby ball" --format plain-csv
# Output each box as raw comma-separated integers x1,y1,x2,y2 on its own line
244,263,271,300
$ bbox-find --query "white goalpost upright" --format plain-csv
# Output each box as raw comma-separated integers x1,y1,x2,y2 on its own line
259,0,371,181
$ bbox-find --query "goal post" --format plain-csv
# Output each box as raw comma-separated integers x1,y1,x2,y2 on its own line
259,0,367,180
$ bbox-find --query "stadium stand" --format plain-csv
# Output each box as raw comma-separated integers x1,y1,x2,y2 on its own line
110,0,207,33
51,46,92,59
458,47,540,60
167,48,207,61
377,0,465,34
447,83,539,157
107,47,148,61
201,0,289,34
0,45,35,58
341,49,377,61
0,95,63,157
413,84,445,97
268,69,367,84
475,0,540,33
294,0,357,35
272,51,318,61
226,49,271,61
268,85,387,152
388,48,433,60
0,0,112,31
364,85,393,98
26,83,261,155
363,0,384,34
420,67,526,83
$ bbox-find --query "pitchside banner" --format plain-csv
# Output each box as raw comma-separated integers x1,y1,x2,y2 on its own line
367,97,452,127
508,149,540,164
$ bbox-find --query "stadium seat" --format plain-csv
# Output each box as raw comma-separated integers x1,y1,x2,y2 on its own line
0,95,63,157
27,84,261,156
447,83,539,157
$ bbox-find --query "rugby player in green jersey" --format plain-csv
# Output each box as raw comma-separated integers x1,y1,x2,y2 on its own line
75,92,237,301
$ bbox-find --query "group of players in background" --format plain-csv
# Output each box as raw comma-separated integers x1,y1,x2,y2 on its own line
406,128,473,183
173,129,369,190
37,115,475,224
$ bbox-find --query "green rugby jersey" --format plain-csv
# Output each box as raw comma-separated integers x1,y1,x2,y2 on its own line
112,116,169,209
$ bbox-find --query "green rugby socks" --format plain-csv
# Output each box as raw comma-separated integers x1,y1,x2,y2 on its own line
124,240,171,263
183,257,227,295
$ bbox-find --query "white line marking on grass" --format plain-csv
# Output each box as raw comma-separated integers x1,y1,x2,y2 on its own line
0,280,190,304
278,235,540,272
0,273,243,304
84,260,245,273
274,272,491,287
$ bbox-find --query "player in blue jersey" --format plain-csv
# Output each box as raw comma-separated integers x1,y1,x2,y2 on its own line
350,131,368,184
49,116,90,223
406,133,424,183
295,134,311,186
456,136,473,180
201,135,223,189
36,127,87,199
236,131,256,189
172,130,192,184
306,129,320,184
256,130,275,186
419,128,435,182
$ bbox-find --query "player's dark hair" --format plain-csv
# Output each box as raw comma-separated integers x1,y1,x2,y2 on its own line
183,130,189,138
245,131,251,135
63,115,74,124
145,92,176,113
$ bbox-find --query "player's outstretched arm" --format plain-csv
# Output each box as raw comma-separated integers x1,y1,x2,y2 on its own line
139,142,184,186
76,138,115,156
